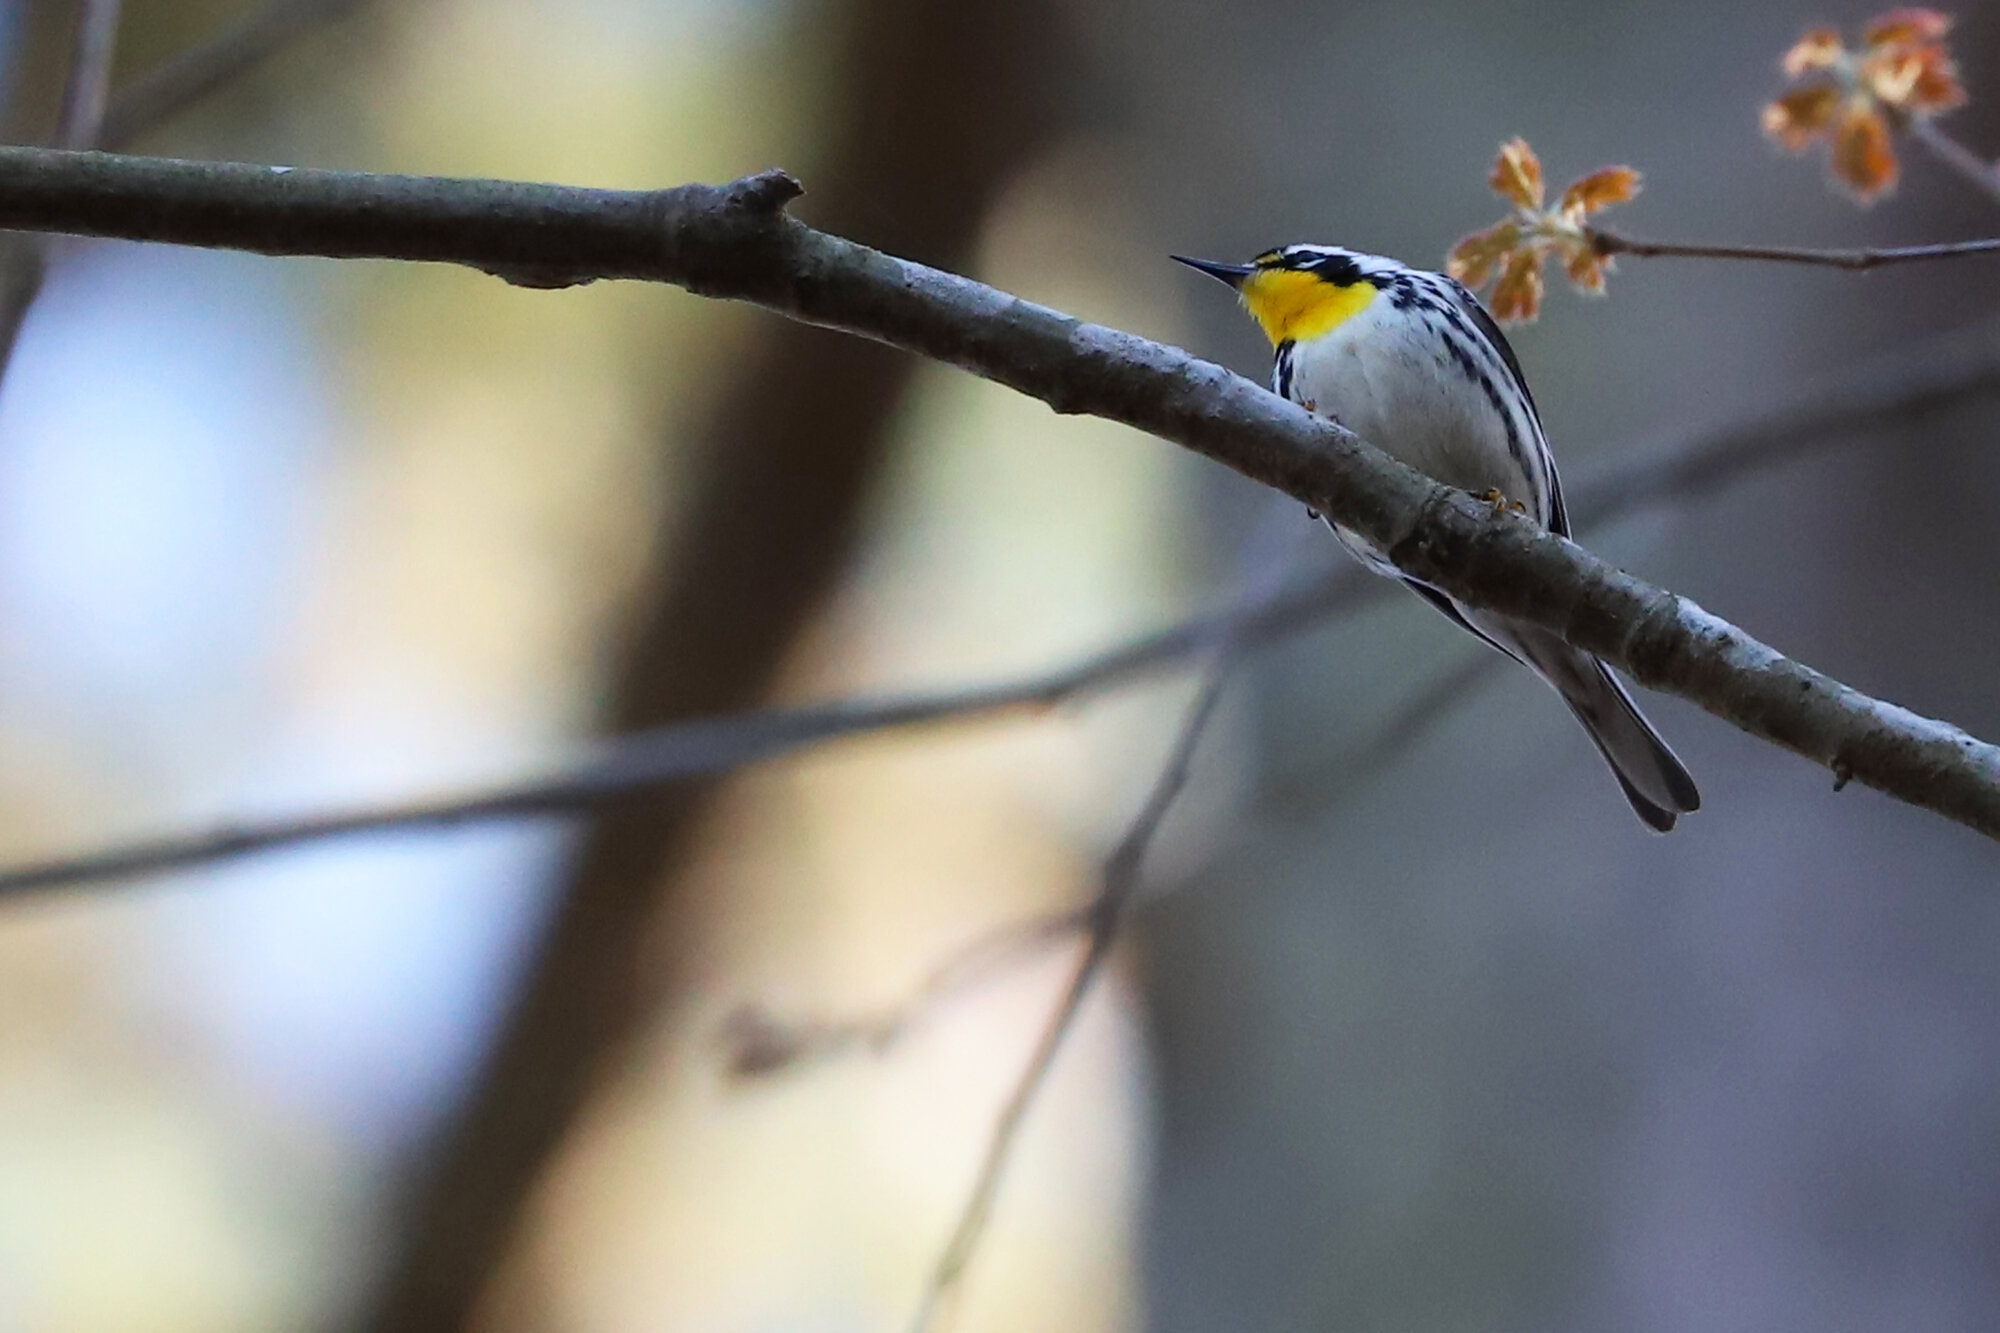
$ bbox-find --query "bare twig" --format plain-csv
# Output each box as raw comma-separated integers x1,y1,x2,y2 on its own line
0,0,360,395
0,570,1329,898
0,0,130,392
1905,116,2000,208
1589,227,2000,270
899,514,1280,1331
908,664,1230,1333
726,650,1496,1091
720,907,1089,1078
0,244,46,384
717,651,1496,1084
1344,650,1503,786
54,0,123,149
100,0,369,150
720,511,1311,1084
1575,311,2000,520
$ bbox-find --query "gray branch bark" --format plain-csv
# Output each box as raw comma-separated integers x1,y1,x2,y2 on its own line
0,146,1992,835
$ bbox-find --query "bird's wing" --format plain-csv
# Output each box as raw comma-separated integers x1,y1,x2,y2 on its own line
1448,280,1569,539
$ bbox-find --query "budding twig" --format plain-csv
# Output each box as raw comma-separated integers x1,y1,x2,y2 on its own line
1588,227,2000,270
1904,116,2000,209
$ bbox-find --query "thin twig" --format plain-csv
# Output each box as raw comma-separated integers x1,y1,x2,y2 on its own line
1590,227,2000,270
907,664,1231,1333
1905,116,2000,208
0,0,375,393
722,508,1313,1084
0,0,130,392
719,907,1090,1078
54,0,123,150
1574,311,2000,520
0,573,1333,898
100,0,369,150
723,651,1502,1083
1331,650,1505,799
0,244,47,387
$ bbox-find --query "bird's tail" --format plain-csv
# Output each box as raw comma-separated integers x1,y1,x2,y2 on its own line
1531,636,1700,832
1480,618,1702,832
1402,583,1701,832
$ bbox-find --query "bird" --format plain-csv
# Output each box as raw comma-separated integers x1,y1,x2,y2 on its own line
1175,244,1699,831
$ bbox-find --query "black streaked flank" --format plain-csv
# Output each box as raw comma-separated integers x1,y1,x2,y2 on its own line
1407,278,1559,532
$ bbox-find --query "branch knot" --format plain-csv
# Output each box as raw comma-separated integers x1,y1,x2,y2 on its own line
725,168,804,215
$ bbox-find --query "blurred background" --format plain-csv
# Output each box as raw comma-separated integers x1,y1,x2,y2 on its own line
1,0,1999,1329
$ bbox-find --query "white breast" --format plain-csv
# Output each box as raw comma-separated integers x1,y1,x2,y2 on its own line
1285,299,1538,508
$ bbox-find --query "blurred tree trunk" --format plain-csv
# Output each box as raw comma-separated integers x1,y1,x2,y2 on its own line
358,2,1071,1329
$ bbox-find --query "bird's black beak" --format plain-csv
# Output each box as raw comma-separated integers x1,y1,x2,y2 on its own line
1171,255,1255,289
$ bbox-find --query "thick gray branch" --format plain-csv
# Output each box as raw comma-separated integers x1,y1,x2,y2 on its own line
0,146,1993,835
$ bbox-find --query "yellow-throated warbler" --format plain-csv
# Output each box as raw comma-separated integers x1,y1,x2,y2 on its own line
1177,245,1699,832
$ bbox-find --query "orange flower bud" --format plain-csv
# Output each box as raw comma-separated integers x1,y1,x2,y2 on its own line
1560,240,1612,295
1490,249,1546,323
1446,222,1522,289
1782,28,1845,77
1863,8,1953,48
1761,86,1843,151
1489,138,1545,212
1559,166,1643,220
1831,102,1898,201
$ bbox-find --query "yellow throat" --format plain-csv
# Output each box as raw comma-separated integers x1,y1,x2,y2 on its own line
1240,267,1377,346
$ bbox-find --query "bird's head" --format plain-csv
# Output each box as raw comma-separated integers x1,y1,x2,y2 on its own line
1173,244,1389,347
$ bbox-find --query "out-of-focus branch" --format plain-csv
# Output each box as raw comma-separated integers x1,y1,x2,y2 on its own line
53,0,120,149
1589,226,2000,269
718,644,1499,1084
0,0,128,390
907,663,1230,1333
724,665,1234,1333
721,514,1302,1089
1574,311,2000,519
99,0,367,150
1905,116,2000,208
720,906,1091,1079
0,582,1318,897
0,0,365,394
4,312,2000,900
